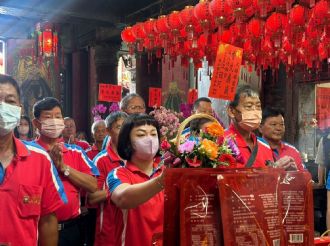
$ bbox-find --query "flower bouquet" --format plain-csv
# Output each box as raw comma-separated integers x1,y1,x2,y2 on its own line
161,113,243,168
150,106,183,139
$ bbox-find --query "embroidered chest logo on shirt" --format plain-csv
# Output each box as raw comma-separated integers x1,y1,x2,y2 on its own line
22,195,41,205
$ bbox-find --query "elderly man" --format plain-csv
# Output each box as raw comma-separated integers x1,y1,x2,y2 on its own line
0,75,67,246
86,120,107,160
120,93,146,115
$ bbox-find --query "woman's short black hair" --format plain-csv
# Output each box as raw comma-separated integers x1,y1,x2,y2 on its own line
14,115,34,139
33,97,63,119
117,114,160,161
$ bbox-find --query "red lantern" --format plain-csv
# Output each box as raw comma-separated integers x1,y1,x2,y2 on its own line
131,22,147,52
36,22,58,58
209,0,233,25
142,18,155,36
247,19,264,39
265,12,287,48
289,5,306,27
194,0,212,32
131,23,146,40
155,15,170,34
168,11,182,30
121,27,136,43
312,0,329,26
168,11,183,44
179,6,197,40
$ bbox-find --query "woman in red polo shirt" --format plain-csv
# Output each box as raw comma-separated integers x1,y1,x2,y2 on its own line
107,114,164,246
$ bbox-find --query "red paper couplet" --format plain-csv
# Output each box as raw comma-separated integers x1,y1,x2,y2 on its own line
187,89,198,105
98,83,122,102
316,87,330,130
209,43,243,101
149,87,162,107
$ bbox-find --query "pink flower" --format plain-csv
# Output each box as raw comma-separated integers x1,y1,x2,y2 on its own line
178,140,195,154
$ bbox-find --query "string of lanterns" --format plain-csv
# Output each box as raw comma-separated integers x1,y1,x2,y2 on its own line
121,0,329,71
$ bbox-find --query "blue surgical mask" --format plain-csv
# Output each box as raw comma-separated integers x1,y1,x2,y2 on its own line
0,102,21,136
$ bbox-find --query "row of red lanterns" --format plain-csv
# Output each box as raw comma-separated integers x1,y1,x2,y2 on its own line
121,0,330,70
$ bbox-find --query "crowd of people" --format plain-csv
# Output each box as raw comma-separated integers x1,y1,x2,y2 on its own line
0,73,323,245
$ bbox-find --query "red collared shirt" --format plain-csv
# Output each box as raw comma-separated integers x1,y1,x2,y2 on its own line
224,123,274,168
272,140,304,171
36,138,99,221
106,161,164,246
75,140,91,150
93,144,125,246
86,144,101,161
0,137,67,246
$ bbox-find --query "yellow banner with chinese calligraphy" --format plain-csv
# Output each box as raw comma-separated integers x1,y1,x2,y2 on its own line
208,43,243,101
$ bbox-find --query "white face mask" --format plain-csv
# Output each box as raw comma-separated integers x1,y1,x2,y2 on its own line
0,102,21,136
132,136,159,161
39,118,65,139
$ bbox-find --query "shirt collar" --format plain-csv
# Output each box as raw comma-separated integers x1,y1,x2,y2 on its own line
227,123,256,147
14,137,30,157
125,159,163,178
36,137,68,153
106,144,121,163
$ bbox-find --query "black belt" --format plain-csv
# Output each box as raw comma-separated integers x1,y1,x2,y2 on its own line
58,216,80,231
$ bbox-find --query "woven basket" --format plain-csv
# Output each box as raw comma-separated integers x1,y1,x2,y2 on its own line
174,113,221,150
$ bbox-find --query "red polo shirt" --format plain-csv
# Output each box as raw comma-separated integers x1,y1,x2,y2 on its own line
107,161,164,246
0,137,67,246
75,140,91,150
224,124,274,168
265,139,304,171
93,144,125,246
86,144,101,161
36,138,99,221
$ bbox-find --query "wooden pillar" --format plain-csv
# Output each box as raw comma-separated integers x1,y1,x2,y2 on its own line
136,53,162,112
94,43,121,85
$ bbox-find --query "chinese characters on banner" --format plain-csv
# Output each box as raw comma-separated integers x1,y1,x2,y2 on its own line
316,87,330,130
149,87,162,107
208,43,243,101
98,83,122,102
187,89,198,104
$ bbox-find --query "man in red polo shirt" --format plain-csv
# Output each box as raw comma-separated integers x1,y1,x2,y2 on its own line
32,97,99,246
88,111,127,246
62,117,91,150
0,75,67,246
225,85,296,169
259,106,304,170
86,120,107,161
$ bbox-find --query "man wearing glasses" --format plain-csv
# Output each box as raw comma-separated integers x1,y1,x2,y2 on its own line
120,93,146,115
